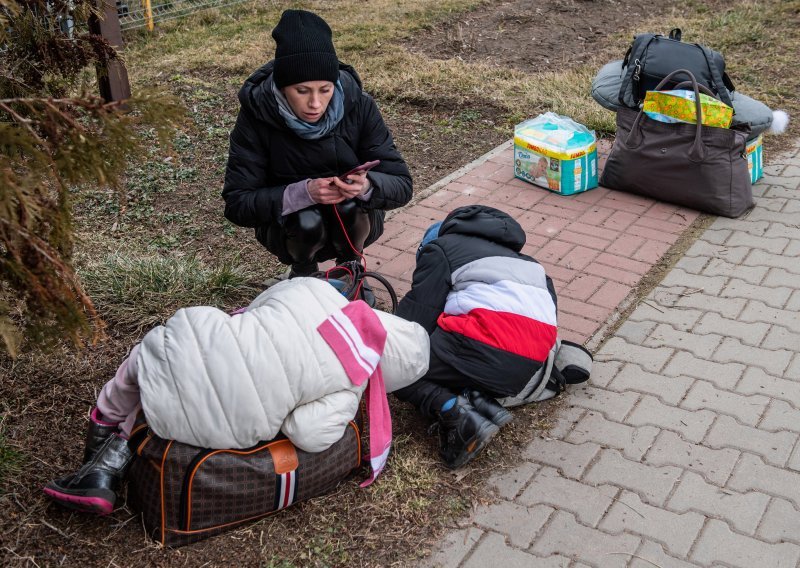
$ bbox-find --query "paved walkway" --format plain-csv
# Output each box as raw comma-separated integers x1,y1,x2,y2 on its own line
374,139,800,567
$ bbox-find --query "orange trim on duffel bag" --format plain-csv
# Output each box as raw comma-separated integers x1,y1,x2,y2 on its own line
159,440,174,546
268,439,298,474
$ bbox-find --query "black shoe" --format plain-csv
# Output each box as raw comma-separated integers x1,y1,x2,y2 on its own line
466,390,513,427
83,408,119,463
437,396,499,469
359,279,376,308
44,434,133,515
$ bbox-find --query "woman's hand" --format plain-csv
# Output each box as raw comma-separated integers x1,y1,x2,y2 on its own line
330,172,370,200
307,177,346,204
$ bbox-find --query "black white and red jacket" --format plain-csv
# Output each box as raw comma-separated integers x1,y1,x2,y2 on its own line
397,205,590,406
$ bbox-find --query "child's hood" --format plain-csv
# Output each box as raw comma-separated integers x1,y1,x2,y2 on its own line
438,205,525,252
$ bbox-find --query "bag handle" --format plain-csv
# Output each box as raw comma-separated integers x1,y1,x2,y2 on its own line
625,68,707,163
668,28,682,41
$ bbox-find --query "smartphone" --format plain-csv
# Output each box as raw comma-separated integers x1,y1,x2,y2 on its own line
339,160,380,182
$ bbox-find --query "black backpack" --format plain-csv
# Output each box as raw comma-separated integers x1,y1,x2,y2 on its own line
618,28,735,108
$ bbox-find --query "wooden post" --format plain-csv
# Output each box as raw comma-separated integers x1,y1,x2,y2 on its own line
89,0,132,103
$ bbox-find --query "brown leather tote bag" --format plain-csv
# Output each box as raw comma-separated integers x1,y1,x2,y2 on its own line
600,69,753,218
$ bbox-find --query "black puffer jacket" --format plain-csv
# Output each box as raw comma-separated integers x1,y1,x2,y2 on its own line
397,206,559,397
222,61,412,245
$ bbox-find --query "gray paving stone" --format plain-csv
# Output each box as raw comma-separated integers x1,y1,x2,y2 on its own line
724,231,789,254
423,527,483,568
661,268,728,294
463,532,567,568
566,411,659,461
684,240,750,263
691,519,800,568
740,300,800,333
517,466,616,527
721,278,792,309
700,228,732,245
521,438,600,480
745,205,800,224
625,395,714,443
712,217,769,235
607,363,693,406
786,288,800,311
706,414,797,467
737,367,800,409
568,385,639,423
728,453,800,509
702,258,768,285
757,498,800,546
584,449,681,506
762,324,800,351
644,430,739,486
596,338,674,373
667,471,769,535
644,323,722,358
693,312,769,347
760,399,800,434
764,222,800,241
675,290,747,319
672,254,710,275
582,360,623,390
599,491,704,557
473,501,552,548
614,319,658,345
630,541,703,568
784,238,800,256
487,462,540,500
681,379,769,426
661,351,744,390
531,511,640,568
787,354,800,381
712,336,793,376
744,249,800,275
629,303,703,331
762,267,800,289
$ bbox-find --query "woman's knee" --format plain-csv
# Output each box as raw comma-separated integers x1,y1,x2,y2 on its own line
285,207,326,246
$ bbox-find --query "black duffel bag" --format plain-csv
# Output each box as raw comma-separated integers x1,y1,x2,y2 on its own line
618,28,735,109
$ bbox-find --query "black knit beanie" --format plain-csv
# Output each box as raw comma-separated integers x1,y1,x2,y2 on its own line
272,9,339,89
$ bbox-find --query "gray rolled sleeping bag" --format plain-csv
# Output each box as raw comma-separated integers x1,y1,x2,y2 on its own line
592,60,774,137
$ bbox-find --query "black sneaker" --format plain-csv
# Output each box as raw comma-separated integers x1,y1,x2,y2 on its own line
437,396,499,469
44,434,133,515
466,390,513,427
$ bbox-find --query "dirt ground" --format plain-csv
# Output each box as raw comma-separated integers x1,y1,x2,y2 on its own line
0,0,726,566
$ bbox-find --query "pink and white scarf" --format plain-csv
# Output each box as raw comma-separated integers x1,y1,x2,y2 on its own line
317,301,391,487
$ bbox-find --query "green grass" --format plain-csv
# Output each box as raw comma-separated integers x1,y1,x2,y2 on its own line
79,252,259,330
0,430,21,490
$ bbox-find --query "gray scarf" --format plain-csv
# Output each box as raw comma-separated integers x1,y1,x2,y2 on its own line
271,79,345,140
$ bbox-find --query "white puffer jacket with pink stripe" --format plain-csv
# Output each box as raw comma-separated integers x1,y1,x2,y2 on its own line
136,278,429,452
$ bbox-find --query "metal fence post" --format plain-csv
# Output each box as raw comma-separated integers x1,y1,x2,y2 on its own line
89,0,132,102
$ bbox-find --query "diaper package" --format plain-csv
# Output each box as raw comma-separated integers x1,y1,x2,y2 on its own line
643,89,733,128
514,113,598,195
746,135,763,184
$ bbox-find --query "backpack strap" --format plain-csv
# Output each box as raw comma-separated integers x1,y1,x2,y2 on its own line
697,44,734,107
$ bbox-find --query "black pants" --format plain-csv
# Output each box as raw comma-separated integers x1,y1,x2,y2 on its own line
394,351,489,419
262,200,372,273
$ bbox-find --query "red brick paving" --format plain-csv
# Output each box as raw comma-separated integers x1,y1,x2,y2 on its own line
366,140,699,344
